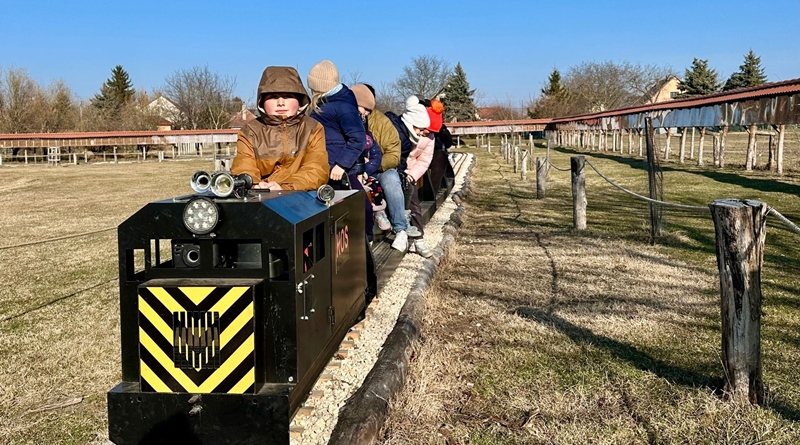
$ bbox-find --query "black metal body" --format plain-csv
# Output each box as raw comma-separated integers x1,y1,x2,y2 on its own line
108,189,368,445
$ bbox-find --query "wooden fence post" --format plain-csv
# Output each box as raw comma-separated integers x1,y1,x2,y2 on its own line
664,127,672,160
521,150,528,181
745,125,757,171
775,124,785,175
679,127,687,163
24,150,28,164
698,127,706,166
720,126,728,168
513,146,519,173
114,146,118,163
84,151,88,164
536,157,546,199
571,156,586,230
709,199,766,405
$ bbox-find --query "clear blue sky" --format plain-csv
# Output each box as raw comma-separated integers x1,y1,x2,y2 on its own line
1,0,798,107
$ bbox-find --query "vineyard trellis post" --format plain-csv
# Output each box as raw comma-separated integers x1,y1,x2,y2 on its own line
536,157,546,199
709,199,766,405
645,117,663,244
571,156,586,231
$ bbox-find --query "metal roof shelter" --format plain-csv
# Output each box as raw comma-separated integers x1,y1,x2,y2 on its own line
0,129,239,149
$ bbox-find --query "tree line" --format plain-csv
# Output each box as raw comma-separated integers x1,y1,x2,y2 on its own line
1,49,772,133
528,49,769,119
0,65,244,134
0,57,482,134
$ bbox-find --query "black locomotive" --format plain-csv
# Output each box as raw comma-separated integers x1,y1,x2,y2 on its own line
107,172,374,444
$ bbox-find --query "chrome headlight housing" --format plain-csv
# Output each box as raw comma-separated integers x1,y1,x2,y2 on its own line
183,197,219,235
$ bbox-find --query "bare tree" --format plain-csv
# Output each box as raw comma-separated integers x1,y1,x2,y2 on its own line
346,70,363,87
394,55,451,100
374,81,404,115
561,61,675,115
163,66,238,129
0,67,41,133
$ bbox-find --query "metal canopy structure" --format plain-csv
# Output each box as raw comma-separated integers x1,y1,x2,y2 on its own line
547,78,800,131
447,119,549,135
0,129,239,149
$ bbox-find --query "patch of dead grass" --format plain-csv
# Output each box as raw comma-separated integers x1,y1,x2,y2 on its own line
380,146,800,444
0,160,211,444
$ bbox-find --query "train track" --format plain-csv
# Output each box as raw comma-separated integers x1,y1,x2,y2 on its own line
289,153,473,445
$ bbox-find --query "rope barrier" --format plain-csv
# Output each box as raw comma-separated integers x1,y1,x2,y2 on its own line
768,207,800,236
544,155,800,236
546,158,571,172
0,226,116,250
583,159,710,212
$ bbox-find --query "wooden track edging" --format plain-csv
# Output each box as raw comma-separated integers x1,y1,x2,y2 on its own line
328,157,474,445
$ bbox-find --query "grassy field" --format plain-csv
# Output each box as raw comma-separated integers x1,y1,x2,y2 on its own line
380,136,800,444
0,159,211,444
1,133,799,444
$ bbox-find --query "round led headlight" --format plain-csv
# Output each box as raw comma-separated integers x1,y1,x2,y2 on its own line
316,184,335,206
183,197,219,235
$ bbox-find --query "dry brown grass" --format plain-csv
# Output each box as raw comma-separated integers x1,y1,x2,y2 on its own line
0,159,211,444
379,143,800,444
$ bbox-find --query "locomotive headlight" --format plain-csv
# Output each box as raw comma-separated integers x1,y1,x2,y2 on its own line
183,197,219,235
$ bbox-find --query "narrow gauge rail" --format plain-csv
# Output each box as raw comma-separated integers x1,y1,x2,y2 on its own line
106,160,456,445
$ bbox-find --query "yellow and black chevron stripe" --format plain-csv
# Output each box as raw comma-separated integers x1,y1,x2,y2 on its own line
138,285,256,394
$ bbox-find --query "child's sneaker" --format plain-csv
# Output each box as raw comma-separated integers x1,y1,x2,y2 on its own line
374,210,391,231
391,230,408,252
410,239,433,258
406,225,422,238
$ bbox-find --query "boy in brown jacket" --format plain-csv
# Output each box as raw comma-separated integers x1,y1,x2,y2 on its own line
231,66,329,191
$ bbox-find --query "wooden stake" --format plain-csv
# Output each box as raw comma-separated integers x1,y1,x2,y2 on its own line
709,199,766,405
536,157,546,199
745,125,757,171
571,156,586,231
679,127,687,163
698,127,706,166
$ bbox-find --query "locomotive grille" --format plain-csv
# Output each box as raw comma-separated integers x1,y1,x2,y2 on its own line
137,285,256,394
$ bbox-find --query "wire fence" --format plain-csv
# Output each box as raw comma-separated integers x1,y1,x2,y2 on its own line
544,153,800,234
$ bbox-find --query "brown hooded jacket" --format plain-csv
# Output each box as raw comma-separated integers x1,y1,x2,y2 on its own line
231,66,329,190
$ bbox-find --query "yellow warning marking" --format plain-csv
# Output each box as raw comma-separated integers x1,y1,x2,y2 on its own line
209,287,250,317
229,368,255,394
179,287,217,305
198,333,254,393
140,328,197,391
220,302,253,348
147,287,184,314
140,360,171,393
140,328,254,393
139,296,172,342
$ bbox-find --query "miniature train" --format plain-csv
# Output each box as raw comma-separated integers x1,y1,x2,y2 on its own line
107,162,455,444
107,171,374,444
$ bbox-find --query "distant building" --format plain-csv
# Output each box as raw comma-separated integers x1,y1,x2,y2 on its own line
146,95,181,129
639,76,681,105
229,104,257,129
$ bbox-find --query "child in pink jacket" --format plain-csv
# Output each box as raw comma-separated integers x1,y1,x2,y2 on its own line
403,99,444,258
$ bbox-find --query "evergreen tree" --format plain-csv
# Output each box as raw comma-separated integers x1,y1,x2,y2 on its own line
723,50,768,91
91,65,135,111
529,68,569,118
441,62,477,122
677,58,720,97
541,67,565,98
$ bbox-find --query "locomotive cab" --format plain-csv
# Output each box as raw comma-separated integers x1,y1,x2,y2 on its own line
107,185,369,444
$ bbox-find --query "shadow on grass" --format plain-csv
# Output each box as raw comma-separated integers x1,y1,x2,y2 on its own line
513,305,722,389
513,305,800,422
553,146,800,197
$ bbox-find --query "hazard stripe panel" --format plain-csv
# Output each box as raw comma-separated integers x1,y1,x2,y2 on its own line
138,284,256,394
